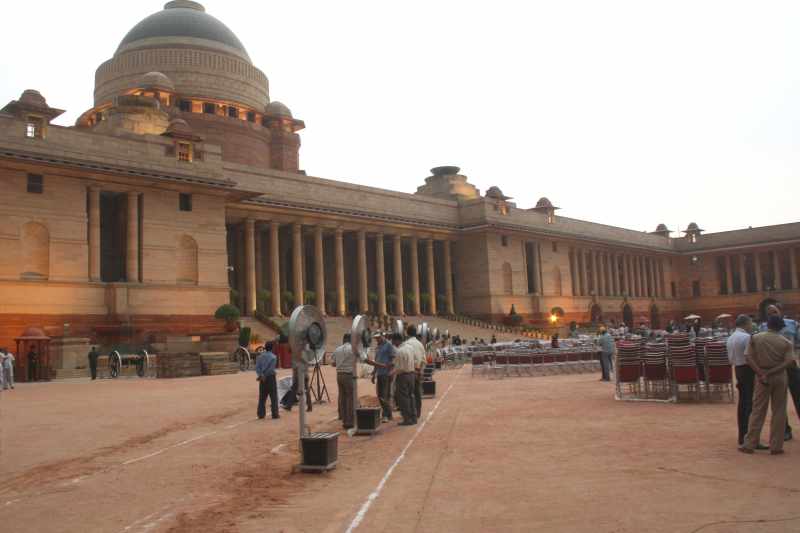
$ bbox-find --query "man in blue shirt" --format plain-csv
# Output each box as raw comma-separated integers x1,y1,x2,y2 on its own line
597,328,616,382
369,333,398,422
761,304,800,441
255,342,279,420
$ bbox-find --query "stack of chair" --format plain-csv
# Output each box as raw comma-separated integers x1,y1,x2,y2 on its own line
616,341,644,398
694,337,710,382
705,342,734,402
643,343,669,399
668,344,701,401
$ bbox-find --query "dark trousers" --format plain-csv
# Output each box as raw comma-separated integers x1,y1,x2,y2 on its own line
600,352,613,381
90,361,97,380
414,373,422,418
376,374,393,420
258,375,279,419
283,369,312,412
396,373,416,423
785,365,800,435
337,373,355,428
735,365,755,445
28,362,37,382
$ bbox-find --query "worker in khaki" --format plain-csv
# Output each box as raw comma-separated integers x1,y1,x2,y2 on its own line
740,314,796,455
332,334,357,430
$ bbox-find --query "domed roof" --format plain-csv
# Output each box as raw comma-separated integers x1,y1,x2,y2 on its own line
655,223,668,231
486,186,509,200
19,89,48,107
266,101,292,117
118,1,250,61
139,71,175,91
19,326,48,339
686,222,702,232
535,197,554,209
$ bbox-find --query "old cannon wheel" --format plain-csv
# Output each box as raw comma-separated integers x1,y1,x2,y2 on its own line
233,346,251,371
109,350,122,379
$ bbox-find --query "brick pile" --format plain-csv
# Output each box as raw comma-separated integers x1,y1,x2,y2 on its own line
200,352,239,376
157,353,203,379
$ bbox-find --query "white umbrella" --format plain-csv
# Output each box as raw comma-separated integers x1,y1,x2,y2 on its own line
684,314,701,320
715,313,733,320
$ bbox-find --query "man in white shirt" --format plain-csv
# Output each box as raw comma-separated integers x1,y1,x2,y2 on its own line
403,326,427,420
1,348,14,390
727,315,765,448
391,335,418,425
332,334,357,430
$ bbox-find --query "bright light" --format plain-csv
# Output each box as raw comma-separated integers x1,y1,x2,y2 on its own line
549,314,558,324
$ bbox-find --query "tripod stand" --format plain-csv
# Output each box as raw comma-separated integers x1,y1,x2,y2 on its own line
309,356,330,404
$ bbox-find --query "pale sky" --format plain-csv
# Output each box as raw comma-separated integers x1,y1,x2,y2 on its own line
2,0,799,235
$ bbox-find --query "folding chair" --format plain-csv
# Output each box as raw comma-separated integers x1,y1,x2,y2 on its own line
705,342,733,402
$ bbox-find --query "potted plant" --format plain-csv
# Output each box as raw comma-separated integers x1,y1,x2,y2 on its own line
304,290,316,305
256,289,271,313
282,290,294,314
368,292,378,313
214,304,241,332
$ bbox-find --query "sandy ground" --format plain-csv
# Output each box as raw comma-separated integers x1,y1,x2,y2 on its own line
1,365,799,533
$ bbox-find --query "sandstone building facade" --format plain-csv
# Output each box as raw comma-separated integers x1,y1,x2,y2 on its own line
1,1,799,364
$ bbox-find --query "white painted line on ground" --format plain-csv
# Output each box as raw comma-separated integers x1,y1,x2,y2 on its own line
344,369,462,533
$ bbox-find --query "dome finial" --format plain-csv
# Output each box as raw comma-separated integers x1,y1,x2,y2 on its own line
164,1,205,12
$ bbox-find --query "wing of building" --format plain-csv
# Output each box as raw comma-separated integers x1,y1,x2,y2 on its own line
1,1,799,368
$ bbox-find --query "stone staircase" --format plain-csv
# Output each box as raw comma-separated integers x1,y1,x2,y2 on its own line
240,316,279,345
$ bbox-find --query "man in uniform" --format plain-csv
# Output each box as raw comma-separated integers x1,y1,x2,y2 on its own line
727,315,768,448
332,334,356,430
403,325,427,420
740,314,796,454
27,348,38,382
255,342,279,420
88,346,100,380
392,333,418,425
761,303,800,441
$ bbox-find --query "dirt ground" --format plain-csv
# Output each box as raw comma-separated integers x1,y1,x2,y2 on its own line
1,365,799,533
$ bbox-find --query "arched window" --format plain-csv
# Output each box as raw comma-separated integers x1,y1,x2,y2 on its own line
20,222,49,280
176,235,198,285
502,262,513,295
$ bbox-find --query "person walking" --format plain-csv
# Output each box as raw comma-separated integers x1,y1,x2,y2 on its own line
88,346,100,380
255,342,279,420
598,328,615,382
727,315,768,449
740,314,796,455
332,334,356,430
392,335,418,425
1,349,14,390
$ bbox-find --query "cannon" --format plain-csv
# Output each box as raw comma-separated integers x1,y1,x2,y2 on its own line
107,349,154,378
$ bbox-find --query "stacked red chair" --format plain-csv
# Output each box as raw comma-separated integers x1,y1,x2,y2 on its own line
615,341,644,398
694,337,710,382
705,342,733,402
668,344,701,401
643,342,669,399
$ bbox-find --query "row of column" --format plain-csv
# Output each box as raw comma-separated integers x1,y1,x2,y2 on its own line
87,187,139,283
241,220,455,317
721,248,799,294
570,248,666,299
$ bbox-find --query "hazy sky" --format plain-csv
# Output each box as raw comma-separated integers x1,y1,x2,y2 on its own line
2,1,799,235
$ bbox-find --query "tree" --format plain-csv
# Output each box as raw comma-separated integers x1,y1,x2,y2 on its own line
214,304,240,331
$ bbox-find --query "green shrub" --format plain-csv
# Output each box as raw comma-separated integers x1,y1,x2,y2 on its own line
214,304,240,324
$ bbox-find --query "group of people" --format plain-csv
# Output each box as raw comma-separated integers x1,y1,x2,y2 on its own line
728,304,799,455
0,348,15,390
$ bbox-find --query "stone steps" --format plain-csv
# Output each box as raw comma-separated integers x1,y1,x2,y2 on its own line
200,352,240,376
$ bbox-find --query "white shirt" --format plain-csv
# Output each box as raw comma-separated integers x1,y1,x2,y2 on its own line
332,344,356,373
403,337,427,370
2,352,14,369
726,328,751,367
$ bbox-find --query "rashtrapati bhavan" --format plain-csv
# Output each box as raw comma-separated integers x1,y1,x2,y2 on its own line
1,1,799,374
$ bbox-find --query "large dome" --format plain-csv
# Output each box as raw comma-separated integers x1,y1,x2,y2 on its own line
94,1,269,111
117,1,250,62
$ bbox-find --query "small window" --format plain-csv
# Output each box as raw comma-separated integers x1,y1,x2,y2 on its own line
552,242,558,252
27,173,43,194
178,100,192,112
501,236,509,247
546,214,555,224
203,102,216,114
246,111,256,122
692,280,701,297
26,116,43,138
227,106,238,118
179,193,192,212
177,142,193,162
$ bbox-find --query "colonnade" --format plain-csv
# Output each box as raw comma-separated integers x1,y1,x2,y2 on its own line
719,248,799,294
233,219,456,317
87,187,140,283
569,248,667,299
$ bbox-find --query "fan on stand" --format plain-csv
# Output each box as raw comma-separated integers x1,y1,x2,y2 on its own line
351,315,380,436
287,305,337,473
420,323,437,398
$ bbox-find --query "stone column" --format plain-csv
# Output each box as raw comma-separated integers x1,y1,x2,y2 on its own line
569,250,577,296
658,259,666,297
88,187,101,281
126,191,139,283
426,239,437,315
773,250,782,290
314,226,326,315
591,251,599,296
790,248,798,291
335,229,346,316
609,254,616,296
604,254,611,296
357,230,368,313
410,237,421,315
393,235,405,315
444,240,455,315
724,255,733,295
269,222,281,316
739,254,748,293
376,233,387,316
754,252,763,291
626,255,634,297
255,227,263,295
620,254,627,296
596,252,605,296
245,218,256,316
648,258,656,297
631,256,638,297
580,250,588,296
292,223,304,306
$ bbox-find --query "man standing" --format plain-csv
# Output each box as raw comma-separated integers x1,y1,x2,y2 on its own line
392,334,418,425
370,333,397,422
727,315,768,449
332,334,356,430
1,349,14,390
255,342,279,420
598,328,615,382
88,346,100,380
740,314,796,455
27,348,38,382
403,325,427,420
761,304,800,441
